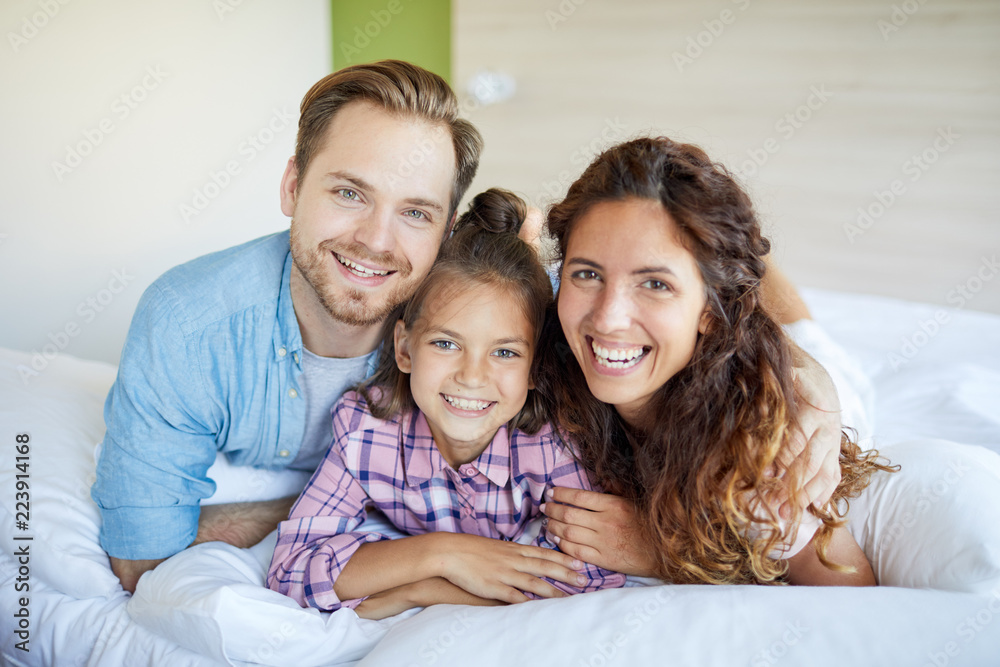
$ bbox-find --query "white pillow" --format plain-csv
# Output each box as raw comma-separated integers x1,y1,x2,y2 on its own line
846,438,1000,593
0,348,314,600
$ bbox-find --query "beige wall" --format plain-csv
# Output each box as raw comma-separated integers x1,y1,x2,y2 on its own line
0,1,329,364
454,0,1000,314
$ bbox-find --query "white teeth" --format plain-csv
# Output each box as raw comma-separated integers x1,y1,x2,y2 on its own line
336,254,390,277
591,341,647,369
443,395,492,411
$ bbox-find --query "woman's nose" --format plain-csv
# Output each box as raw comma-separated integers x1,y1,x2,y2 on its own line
591,286,632,333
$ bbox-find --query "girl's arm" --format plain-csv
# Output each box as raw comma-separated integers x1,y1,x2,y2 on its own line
354,577,504,620
334,531,589,605
784,525,876,586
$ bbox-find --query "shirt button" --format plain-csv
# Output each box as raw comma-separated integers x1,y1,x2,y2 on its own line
278,449,290,458
278,347,287,357
288,388,298,398
460,465,475,476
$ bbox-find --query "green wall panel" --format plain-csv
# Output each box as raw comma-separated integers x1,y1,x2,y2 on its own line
331,0,451,82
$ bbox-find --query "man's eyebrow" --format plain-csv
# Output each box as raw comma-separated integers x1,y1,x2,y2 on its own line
323,171,374,192
323,171,445,217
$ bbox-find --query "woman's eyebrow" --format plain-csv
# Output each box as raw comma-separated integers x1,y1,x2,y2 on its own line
565,257,602,269
635,266,676,276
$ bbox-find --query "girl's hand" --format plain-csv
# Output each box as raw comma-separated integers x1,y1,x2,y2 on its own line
540,488,657,577
434,533,587,603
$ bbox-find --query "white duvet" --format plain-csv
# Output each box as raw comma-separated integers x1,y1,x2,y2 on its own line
2,288,1000,667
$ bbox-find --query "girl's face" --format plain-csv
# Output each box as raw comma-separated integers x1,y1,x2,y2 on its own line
557,198,709,424
395,282,535,467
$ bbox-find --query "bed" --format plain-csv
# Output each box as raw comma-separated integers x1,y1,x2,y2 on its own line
2,287,999,667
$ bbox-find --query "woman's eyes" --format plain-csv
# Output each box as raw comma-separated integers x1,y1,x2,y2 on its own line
570,269,600,281
641,279,672,292
431,340,458,351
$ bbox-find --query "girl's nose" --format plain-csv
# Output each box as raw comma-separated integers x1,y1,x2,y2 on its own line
455,354,489,388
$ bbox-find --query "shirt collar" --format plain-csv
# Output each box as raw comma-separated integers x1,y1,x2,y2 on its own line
402,411,512,489
272,242,303,363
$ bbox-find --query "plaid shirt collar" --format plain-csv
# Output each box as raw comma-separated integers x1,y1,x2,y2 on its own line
400,409,512,489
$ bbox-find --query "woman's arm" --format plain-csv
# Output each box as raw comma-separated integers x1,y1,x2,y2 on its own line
784,525,876,586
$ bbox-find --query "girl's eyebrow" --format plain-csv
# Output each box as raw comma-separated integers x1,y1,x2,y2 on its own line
425,327,529,348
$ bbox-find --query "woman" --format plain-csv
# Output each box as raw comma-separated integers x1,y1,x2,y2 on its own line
538,137,893,585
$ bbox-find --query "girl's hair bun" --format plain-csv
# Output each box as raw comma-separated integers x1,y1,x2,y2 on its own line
453,188,526,236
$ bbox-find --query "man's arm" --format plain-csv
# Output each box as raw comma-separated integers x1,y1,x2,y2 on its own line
111,495,298,593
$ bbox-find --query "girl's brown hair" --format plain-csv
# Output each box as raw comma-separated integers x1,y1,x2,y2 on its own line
359,188,553,433
539,137,893,584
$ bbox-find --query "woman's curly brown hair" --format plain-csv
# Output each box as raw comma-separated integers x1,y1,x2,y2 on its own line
538,137,894,584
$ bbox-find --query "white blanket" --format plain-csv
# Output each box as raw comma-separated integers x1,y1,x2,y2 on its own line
2,288,999,666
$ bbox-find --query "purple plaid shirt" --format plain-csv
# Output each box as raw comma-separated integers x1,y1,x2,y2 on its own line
267,391,626,611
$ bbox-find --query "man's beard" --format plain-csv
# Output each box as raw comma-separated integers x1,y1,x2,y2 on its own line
290,228,415,328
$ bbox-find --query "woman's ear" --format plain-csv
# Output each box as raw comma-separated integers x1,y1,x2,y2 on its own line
394,321,412,373
698,306,712,335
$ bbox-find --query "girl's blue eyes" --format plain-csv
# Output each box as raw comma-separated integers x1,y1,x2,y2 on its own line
428,341,520,358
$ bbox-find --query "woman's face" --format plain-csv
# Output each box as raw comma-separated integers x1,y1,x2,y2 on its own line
557,198,709,423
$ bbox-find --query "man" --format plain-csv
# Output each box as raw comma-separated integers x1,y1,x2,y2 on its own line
91,60,483,592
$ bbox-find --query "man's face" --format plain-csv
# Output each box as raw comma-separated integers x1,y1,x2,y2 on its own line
282,101,456,328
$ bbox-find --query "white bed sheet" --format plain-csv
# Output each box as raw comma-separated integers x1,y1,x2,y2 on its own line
1,287,998,666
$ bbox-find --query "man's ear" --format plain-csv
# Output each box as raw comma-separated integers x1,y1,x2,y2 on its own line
394,320,413,373
279,157,298,218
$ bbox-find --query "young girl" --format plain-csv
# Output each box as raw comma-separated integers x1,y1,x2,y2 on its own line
266,189,625,617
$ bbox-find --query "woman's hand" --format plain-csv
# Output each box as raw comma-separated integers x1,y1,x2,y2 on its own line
777,348,843,518
434,533,587,603
540,487,657,577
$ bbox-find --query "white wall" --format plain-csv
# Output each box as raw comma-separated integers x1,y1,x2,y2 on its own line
454,0,1000,316
0,0,330,365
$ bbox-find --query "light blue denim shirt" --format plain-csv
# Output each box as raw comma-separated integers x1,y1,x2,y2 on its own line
91,231,377,560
